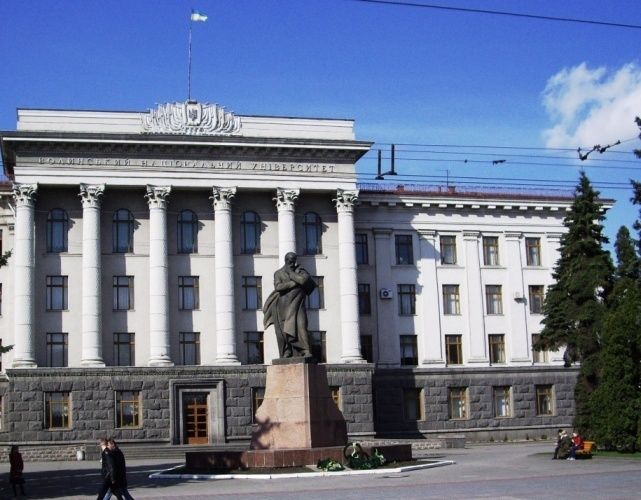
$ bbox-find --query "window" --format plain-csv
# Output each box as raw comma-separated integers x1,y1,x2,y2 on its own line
442,285,460,315
485,285,503,315
177,209,198,253
440,235,457,265
240,210,261,254
529,285,544,314
330,386,343,411
303,212,322,255
483,236,499,266
358,284,371,315
355,233,369,265
179,332,200,365
306,276,324,310
245,331,264,364
46,333,68,367
532,334,548,363
493,386,512,417
526,237,541,266
251,387,265,423
45,392,70,429
360,335,373,363
395,234,414,265
403,388,424,421
116,391,141,428
398,284,416,315
445,335,463,365
46,209,68,253
46,276,68,310
113,209,134,253
114,332,135,366
310,331,326,363
449,387,468,420
113,276,134,310
400,335,418,366
489,334,506,364
242,276,262,310
536,385,554,415
178,276,199,310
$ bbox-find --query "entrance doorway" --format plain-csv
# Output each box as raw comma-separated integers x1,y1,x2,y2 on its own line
183,392,209,444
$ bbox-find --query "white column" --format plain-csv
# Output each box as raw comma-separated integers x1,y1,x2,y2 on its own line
11,183,38,368
463,231,487,363
80,184,106,367
335,189,364,363
146,185,173,367
417,230,444,364
275,188,299,262
505,232,529,362
212,186,240,365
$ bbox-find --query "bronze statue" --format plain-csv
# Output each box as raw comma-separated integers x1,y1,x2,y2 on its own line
263,252,316,358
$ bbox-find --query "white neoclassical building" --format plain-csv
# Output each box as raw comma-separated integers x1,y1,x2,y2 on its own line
0,102,579,451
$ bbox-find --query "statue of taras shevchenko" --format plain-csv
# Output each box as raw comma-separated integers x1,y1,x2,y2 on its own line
263,252,316,358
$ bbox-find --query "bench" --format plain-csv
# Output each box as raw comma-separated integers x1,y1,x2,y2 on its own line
576,441,595,458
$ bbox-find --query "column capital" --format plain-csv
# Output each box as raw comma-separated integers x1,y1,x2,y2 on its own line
334,189,359,213
79,184,105,208
275,188,299,211
145,185,172,209
12,183,38,206
211,186,237,211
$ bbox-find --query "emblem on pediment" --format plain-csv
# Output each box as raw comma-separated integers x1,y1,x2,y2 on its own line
142,101,241,136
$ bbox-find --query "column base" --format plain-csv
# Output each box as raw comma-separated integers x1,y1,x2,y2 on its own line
148,356,175,367
81,359,106,367
214,356,241,365
340,355,367,364
11,359,37,369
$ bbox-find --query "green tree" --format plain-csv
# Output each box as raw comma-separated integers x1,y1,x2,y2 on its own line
589,227,641,451
534,171,614,435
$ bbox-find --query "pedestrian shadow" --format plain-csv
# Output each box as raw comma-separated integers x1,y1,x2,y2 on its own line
0,461,184,499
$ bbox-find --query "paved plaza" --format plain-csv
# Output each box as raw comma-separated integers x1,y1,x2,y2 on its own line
1,441,640,499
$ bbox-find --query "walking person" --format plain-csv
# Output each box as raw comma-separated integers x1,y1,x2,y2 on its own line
104,439,134,500
97,438,123,500
9,445,25,497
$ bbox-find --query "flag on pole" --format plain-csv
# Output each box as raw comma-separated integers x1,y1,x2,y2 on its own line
191,10,208,22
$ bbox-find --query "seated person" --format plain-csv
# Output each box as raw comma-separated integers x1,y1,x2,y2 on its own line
553,429,567,459
567,431,584,460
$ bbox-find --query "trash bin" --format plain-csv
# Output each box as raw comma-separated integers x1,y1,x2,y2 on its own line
76,449,85,461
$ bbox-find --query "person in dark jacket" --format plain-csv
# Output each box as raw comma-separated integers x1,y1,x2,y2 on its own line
97,438,123,500
9,445,25,497
104,439,134,500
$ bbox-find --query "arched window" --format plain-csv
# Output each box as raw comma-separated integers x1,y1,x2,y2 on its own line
303,212,322,255
177,210,198,253
240,211,261,254
113,209,134,253
46,209,68,253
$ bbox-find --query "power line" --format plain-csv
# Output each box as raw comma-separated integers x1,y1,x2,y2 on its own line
350,0,641,30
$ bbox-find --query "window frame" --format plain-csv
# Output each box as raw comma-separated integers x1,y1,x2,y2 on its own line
449,387,469,420
46,332,68,367
177,209,198,254
395,234,414,265
46,275,68,311
242,276,263,310
482,236,500,266
525,237,542,266
251,387,265,423
532,333,549,363
115,390,142,428
536,385,555,415
179,331,201,365
442,284,460,315
488,334,506,364
240,210,261,254
46,208,69,253
245,331,265,364
113,275,134,311
528,285,544,314
398,284,416,315
493,386,512,418
112,208,134,253
399,334,418,366
445,334,463,365
485,285,503,315
45,392,71,429
302,212,322,255
402,388,424,421
113,332,135,366
178,276,200,310
355,233,369,265
358,283,371,315
306,276,324,310
310,330,327,363
440,235,457,265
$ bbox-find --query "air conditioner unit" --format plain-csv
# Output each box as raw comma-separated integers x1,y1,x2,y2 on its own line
379,288,393,300
513,291,524,300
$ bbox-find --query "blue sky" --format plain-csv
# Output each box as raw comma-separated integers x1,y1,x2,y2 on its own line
1,0,640,252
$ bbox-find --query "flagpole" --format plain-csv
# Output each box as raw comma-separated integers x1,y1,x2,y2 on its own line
188,17,193,101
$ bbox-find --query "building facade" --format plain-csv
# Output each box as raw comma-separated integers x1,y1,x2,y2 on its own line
0,102,577,449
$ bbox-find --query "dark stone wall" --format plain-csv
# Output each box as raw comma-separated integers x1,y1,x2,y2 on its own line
373,366,578,436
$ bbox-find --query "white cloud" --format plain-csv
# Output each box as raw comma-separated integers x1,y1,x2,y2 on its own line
541,62,641,148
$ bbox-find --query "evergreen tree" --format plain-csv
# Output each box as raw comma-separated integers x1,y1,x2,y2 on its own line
534,171,614,435
589,227,641,451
